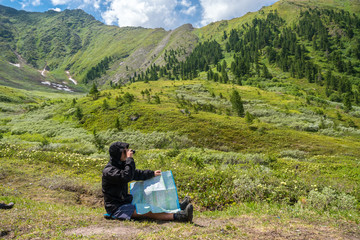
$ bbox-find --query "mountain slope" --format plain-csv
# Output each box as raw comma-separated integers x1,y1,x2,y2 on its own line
0,5,198,89
1,0,360,95
196,0,360,42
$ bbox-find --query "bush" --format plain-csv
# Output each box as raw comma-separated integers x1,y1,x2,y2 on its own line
40,137,50,148
307,187,357,211
175,84,231,112
307,190,328,210
232,166,303,204
233,173,267,202
9,105,91,141
99,129,192,149
174,150,267,165
350,108,360,118
335,193,358,210
329,93,342,102
123,92,135,103
280,149,307,160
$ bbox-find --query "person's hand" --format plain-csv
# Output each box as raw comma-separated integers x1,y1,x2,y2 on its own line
126,149,134,158
154,170,161,176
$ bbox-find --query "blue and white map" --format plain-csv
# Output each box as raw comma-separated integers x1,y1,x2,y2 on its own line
130,171,181,214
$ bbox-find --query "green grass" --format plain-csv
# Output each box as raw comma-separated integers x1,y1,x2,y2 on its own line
2,78,360,156
1,143,359,239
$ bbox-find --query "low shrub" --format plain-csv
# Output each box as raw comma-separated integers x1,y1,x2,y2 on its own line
99,129,193,149
307,187,357,211
1,144,358,212
279,150,307,160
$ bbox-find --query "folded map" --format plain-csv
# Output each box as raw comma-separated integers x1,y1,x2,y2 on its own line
130,170,181,214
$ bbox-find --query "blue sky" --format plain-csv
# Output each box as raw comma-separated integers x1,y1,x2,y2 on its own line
0,0,278,30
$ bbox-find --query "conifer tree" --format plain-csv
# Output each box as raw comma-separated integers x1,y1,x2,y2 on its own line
89,83,99,100
222,69,229,83
343,93,352,112
71,98,77,107
115,117,122,131
92,129,105,152
75,106,83,120
245,111,254,124
153,94,161,104
230,89,244,117
223,31,228,40
123,92,135,103
262,64,272,79
217,63,222,72
102,99,109,110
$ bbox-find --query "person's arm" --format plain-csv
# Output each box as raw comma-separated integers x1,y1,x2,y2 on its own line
103,157,135,183
133,168,155,181
133,169,162,180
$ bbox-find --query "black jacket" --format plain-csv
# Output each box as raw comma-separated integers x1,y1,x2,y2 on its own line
102,157,154,214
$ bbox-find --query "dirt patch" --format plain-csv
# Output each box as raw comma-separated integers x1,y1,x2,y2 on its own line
194,216,355,240
65,215,359,239
66,219,177,239
66,224,142,238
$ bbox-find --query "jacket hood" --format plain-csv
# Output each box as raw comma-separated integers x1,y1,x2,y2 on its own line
109,141,129,167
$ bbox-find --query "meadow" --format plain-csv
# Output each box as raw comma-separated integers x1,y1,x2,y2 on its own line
1,0,360,237
1,77,360,238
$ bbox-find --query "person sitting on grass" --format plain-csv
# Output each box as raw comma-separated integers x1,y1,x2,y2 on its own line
102,141,193,222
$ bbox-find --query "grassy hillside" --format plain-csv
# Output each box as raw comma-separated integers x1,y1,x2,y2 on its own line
2,78,360,196
0,5,198,90
1,77,360,238
195,0,360,42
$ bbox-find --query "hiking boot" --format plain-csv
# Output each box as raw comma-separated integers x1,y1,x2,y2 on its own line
174,203,193,222
180,196,191,210
0,202,14,209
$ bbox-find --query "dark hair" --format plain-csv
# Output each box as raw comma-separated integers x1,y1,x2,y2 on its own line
109,142,129,161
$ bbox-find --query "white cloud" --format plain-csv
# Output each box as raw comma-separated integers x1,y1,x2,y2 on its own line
51,0,71,5
19,0,38,8
82,0,100,9
93,0,101,9
101,0,178,29
49,7,62,12
31,0,41,6
181,5,196,15
199,0,276,26
180,0,191,7
50,0,101,11
30,0,278,29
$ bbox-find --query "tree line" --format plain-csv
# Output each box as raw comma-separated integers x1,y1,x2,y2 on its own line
109,9,360,109
221,9,359,108
83,56,113,83
124,40,223,83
